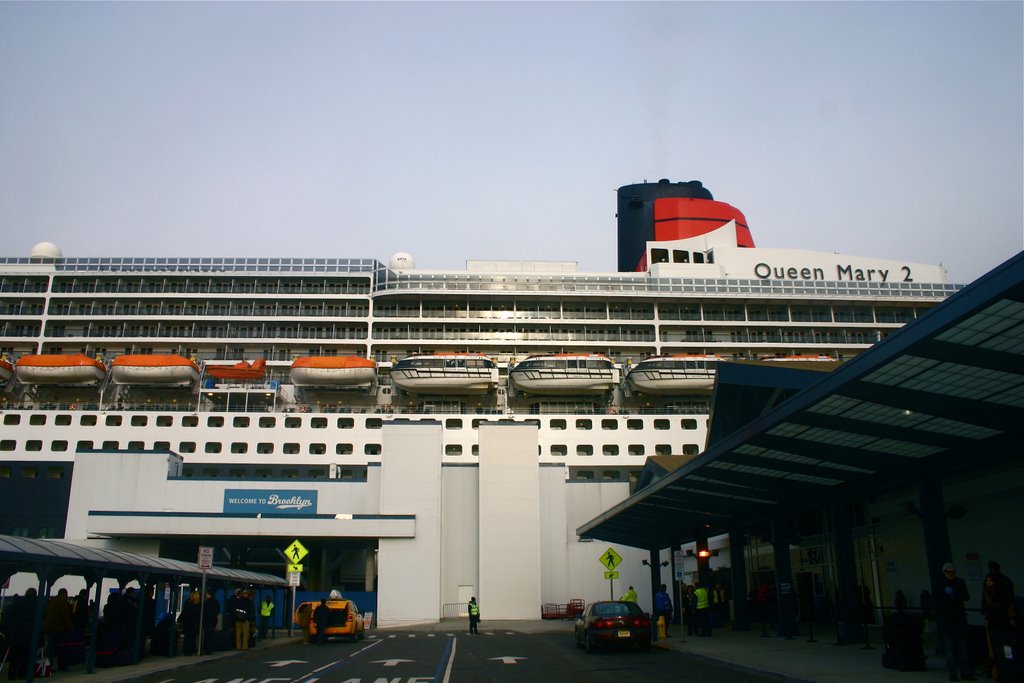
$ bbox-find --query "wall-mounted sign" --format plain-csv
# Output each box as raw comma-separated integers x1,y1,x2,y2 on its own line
223,490,317,515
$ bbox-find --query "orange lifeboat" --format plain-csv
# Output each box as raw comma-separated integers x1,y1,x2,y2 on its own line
206,358,267,381
0,356,14,383
15,354,107,385
290,356,376,387
110,354,201,385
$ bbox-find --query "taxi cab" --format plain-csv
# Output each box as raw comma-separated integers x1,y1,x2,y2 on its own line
294,594,365,641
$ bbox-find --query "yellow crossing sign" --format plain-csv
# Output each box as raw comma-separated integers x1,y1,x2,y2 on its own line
284,539,309,563
599,547,622,571
604,571,620,580
287,563,303,573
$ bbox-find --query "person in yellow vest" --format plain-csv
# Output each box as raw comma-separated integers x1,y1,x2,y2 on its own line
468,597,481,634
259,596,275,641
620,586,637,602
694,580,711,636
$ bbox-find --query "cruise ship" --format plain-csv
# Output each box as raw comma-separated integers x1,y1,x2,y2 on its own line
0,179,960,624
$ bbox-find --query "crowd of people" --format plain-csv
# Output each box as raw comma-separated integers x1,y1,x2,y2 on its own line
932,560,1016,682
0,584,157,676
0,584,280,677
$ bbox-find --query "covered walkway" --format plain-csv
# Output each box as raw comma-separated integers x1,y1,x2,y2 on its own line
579,251,1024,643
0,534,287,682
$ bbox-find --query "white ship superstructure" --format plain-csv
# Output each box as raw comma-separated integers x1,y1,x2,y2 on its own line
0,179,960,623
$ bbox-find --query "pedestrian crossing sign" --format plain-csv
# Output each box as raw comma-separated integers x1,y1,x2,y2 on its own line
599,547,622,571
285,539,309,563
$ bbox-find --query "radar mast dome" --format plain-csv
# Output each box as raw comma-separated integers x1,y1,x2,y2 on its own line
30,242,62,259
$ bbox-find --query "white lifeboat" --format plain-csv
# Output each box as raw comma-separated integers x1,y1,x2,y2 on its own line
15,354,107,385
626,354,722,394
110,354,200,385
290,356,377,386
509,354,619,395
389,354,498,394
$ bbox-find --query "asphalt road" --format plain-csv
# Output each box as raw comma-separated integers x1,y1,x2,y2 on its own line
120,628,780,683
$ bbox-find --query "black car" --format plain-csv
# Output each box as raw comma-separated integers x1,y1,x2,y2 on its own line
574,600,652,652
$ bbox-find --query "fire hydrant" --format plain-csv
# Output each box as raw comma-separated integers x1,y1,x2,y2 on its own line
657,615,666,639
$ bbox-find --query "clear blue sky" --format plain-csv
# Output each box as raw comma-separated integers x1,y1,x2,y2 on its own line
1,1,1020,284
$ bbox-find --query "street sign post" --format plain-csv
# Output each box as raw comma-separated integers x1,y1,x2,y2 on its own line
599,547,623,599
198,546,213,571
196,546,213,656
283,540,308,638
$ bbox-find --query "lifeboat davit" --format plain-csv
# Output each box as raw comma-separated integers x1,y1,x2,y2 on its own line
626,354,722,394
389,354,497,394
110,354,200,385
206,359,267,381
509,354,619,395
15,354,107,385
290,356,376,387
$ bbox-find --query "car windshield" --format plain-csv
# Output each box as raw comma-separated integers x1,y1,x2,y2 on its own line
593,603,636,616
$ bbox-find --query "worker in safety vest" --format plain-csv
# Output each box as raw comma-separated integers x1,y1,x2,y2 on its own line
694,580,711,636
620,586,637,602
259,596,275,640
468,597,481,634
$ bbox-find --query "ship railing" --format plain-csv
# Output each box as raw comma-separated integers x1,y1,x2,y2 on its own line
1,401,710,416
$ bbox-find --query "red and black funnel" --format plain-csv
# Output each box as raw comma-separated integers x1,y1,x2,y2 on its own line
616,179,753,272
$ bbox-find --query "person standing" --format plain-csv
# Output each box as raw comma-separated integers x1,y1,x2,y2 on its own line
467,596,481,634
233,589,254,650
933,562,976,682
201,590,219,655
684,585,697,636
44,587,74,668
3,589,38,678
72,588,91,632
654,584,673,637
981,561,1015,679
712,583,728,628
620,586,637,603
259,596,275,641
179,591,201,656
313,599,329,644
694,580,711,636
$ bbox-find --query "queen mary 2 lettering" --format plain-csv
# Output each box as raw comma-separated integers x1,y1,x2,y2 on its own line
645,230,946,285
753,262,916,282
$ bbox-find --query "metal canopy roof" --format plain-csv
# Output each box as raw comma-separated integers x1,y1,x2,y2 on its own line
0,535,287,586
578,251,1024,550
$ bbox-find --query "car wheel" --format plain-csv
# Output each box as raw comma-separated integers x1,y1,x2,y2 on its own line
585,631,595,653
639,639,651,652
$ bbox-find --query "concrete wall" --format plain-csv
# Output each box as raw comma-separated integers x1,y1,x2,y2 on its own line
440,465,479,610
478,423,540,619
377,421,443,626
